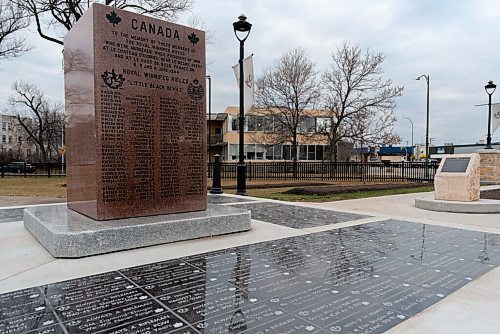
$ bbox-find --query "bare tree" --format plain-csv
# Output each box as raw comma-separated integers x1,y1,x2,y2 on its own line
321,42,404,162
255,48,320,165
349,108,401,161
8,81,64,162
12,0,192,45
0,0,30,59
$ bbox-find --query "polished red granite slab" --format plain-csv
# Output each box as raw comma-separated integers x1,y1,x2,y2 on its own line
64,4,206,220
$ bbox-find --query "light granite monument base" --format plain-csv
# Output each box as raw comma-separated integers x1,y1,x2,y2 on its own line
24,204,251,258
415,195,500,213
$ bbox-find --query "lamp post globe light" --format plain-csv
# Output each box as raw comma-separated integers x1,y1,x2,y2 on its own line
485,80,497,149
233,14,252,196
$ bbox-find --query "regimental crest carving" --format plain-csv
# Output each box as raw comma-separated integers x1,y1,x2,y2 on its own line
101,69,125,89
187,79,204,100
188,32,199,46
494,110,500,119
106,11,121,26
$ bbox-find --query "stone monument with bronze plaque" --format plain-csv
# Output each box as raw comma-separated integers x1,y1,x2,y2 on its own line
434,153,480,201
23,4,250,257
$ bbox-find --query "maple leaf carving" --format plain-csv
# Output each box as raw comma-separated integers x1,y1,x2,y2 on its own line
106,11,121,27
188,32,199,46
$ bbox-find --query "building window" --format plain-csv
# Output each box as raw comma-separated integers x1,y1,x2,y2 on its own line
214,127,222,135
247,116,256,131
245,144,255,159
255,145,265,160
316,145,324,160
229,144,238,160
265,145,281,160
308,145,316,160
298,116,315,133
1,122,6,130
231,116,238,131
8,136,12,143
316,117,332,133
299,145,307,160
273,145,282,160
254,116,264,131
1,135,5,143
283,145,291,160
263,116,274,131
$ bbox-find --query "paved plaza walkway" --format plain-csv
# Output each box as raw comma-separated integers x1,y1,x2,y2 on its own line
0,189,499,333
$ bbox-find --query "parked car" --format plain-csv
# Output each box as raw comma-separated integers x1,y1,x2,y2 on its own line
2,162,36,173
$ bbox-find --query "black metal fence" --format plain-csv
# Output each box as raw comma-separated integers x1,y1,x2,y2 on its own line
0,162,66,178
207,161,439,183
1,161,439,182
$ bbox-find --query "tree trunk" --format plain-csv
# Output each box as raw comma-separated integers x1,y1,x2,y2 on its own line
292,133,298,178
333,143,338,163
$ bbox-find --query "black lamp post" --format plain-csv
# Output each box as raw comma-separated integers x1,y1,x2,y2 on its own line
206,75,212,163
233,14,252,196
402,117,414,160
485,80,497,149
416,75,430,163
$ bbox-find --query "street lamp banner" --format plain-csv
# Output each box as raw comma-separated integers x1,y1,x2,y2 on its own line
232,54,255,114
493,104,500,134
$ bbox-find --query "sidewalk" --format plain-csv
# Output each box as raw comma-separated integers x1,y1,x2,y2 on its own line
0,190,499,333
0,195,65,208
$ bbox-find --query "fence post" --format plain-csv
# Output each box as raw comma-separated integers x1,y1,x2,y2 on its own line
360,162,363,182
48,162,51,178
248,161,252,181
24,161,27,178
210,154,223,194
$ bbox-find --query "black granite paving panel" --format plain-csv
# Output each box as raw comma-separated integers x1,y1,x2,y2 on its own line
207,195,255,204
98,312,196,334
0,310,59,334
1,219,499,333
0,208,24,223
0,287,47,320
229,202,371,228
61,299,173,334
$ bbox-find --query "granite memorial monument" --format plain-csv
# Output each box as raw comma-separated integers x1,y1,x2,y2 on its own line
23,4,250,257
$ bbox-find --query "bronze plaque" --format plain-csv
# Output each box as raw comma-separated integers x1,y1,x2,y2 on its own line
64,4,206,220
441,157,470,173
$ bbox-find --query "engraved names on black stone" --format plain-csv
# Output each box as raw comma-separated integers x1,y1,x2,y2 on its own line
1,220,499,333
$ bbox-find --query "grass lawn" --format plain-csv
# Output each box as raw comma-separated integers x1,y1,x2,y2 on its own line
0,177,67,198
248,185,435,202
0,176,434,202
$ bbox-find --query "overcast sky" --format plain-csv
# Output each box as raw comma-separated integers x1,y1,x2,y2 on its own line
1,0,500,146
